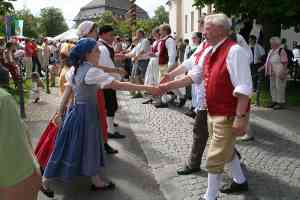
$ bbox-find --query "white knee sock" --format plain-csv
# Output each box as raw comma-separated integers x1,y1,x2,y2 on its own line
230,155,246,184
107,117,115,133
204,173,221,200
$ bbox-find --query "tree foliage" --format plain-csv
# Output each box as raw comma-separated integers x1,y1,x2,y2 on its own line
193,0,300,29
0,0,16,15
39,7,68,37
95,5,169,38
14,8,39,38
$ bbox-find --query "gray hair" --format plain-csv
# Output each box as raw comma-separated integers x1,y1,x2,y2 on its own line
270,36,281,45
204,13,232,32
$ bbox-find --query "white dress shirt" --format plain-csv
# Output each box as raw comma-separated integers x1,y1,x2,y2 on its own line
66,65,115,89
188,38,253,97
134,38,150,60
98,39,115,69
181,42,211,111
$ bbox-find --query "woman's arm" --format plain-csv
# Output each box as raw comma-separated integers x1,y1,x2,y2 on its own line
105,80,161,96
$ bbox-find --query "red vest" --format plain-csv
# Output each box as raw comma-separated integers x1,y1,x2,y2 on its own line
158,35,175,65
194,41,210,65
204,39,238,116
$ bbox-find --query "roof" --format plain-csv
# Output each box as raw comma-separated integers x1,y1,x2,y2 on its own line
74,0,149,22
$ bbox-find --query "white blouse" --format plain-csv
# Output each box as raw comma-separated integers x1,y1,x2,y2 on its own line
66,65,115,89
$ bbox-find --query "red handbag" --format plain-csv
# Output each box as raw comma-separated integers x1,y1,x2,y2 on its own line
34,119,59,168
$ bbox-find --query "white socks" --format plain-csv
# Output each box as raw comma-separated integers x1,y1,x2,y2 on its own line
204,173,221,200
230,155,246,184
107,117,115,133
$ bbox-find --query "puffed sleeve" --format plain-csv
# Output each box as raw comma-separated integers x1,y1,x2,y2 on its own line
85,67,115,88
65,67,75,87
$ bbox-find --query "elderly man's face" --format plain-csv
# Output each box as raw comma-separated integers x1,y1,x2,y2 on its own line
271,41,280,50
203,22,224,45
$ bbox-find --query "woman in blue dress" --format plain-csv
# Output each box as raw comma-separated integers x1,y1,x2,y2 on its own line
43,38,160,192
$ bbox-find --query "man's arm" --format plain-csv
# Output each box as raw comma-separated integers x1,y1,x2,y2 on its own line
160,75,193,93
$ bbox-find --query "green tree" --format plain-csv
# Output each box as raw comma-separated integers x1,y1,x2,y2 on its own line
0,0,16,15
193,0,300,47
152,5,169,25
39,7,68,37
14,8,39,38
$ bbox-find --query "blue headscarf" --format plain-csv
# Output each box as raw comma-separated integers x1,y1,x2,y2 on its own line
69,38,97,66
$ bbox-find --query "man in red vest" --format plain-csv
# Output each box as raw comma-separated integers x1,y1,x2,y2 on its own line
159,13,252,200
155,24,177,108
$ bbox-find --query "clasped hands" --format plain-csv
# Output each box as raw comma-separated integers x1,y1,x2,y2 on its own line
146,74,173,96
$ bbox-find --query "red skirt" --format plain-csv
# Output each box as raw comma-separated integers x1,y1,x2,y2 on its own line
34,121,58,168
96,90,108,143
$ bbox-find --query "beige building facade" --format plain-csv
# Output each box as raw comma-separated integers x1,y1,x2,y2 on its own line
167,0,212,40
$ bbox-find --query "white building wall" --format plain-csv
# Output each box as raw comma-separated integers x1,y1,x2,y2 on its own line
167,0,213,41
281,27,300,49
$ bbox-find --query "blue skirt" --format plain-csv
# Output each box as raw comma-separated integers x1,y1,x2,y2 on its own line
44,103,105,180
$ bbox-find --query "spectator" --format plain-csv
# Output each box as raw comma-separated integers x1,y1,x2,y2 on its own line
3,41,19,84
292,42,300,65
0,88,41,200
265,37,289,110
24,39,34,79
249,35,266,92
31,40,43,77
184,32,202,60
42,38,51,72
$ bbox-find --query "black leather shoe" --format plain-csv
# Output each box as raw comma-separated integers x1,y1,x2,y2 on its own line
177,166,201,175
177,98,187,107
155,103,168,108
113,123,119,127
104,143,118,154
108,132,126,139
40,185,54,198
91,182,115,191
220,181,248,194
142,99,153,104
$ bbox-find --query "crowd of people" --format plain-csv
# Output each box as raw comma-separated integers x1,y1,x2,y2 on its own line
0,12,299,200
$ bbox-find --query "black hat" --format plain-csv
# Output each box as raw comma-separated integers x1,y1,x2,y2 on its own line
99,25,114,35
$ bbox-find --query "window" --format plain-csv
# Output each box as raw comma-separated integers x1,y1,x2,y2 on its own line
185,14,188,33
191,11,194,32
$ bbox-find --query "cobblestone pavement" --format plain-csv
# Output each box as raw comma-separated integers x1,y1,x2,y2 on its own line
25,88,165,200
118,92,300,200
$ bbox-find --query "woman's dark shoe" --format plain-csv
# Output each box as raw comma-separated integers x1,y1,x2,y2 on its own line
184,110,196,118
91,182,116,191
268,102,277,108
40,185,54,198
108,132,126,139
104,143,118,154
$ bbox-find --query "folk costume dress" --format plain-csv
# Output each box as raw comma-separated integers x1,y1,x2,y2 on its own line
144,40,160,86
44,62,114,180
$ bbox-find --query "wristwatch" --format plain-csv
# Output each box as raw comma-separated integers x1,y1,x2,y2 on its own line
236,114,247,119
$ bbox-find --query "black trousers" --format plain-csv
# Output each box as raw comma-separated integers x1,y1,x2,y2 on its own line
32,56,43,77
103,89,118,117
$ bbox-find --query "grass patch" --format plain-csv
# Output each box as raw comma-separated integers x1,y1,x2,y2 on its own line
251,79,300,107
